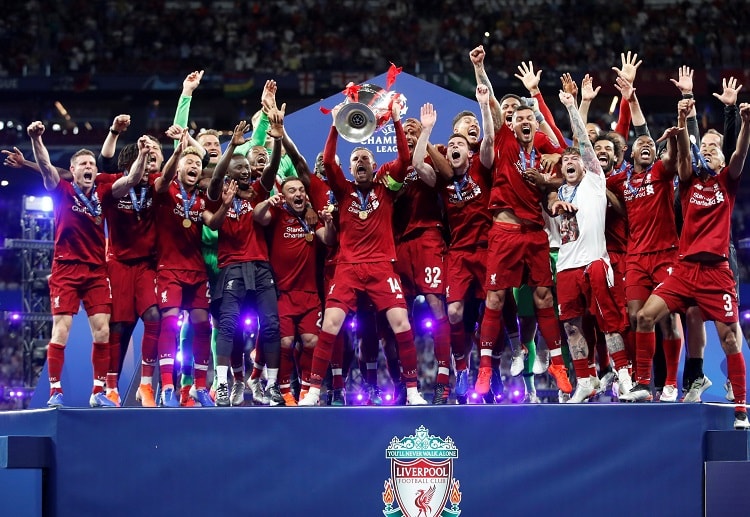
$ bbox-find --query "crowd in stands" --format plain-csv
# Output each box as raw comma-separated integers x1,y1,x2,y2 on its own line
1,1,749,77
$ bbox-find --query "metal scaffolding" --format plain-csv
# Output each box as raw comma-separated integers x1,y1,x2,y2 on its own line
3,195,54,387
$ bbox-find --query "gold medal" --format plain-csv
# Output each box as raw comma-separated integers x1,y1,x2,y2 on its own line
95,216,102,225
455,201,465,208
358,210,368,220
325,204,335,214
182,218,192,228
305,232,314,242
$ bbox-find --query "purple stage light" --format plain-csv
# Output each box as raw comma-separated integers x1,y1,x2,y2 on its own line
175,351,183,364
513,389,520,398
423,319,433,329
10,313,20,321
356,393,364,402
743,311,750,321
384,393,393,401
349,319,357,330
470,392,479,400
244,317,252,326
8,391,15,397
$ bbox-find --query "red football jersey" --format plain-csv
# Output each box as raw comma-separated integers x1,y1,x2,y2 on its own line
154,180,212,272
489,124,564,227
678,168,739,260
392,164,443,241
51,180,106,266
215,180,270,269
267,205,319,292
99,173,158,262
607,160,678,254
439,157,493,250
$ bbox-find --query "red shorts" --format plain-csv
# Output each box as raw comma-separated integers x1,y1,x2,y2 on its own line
107,259,158,322
49,261,112,316
486,222,552,290
653,260,739,324
323,262,336,300
557,259,627,333
608,250,626,288
278,290,322,338
325,262,407,313
156,269,210,311
625,249,677,302
445,247,486,304
395,228,446,298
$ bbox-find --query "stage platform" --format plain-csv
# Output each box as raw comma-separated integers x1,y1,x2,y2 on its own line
0,403,746,517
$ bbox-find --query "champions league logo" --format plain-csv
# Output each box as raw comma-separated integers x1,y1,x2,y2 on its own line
382,426,462,517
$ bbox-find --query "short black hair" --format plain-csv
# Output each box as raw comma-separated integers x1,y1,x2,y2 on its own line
452,110,477,129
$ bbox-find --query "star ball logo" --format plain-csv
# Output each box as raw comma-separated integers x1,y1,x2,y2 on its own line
382,426,462,517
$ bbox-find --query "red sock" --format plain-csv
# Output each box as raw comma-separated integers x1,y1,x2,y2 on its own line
663,337,682,387
158,315,178,387
91,341,109,389
330,331,346,389
573,358,589,381
596,335,610,372
479,307,503,368
141,320,160,378
192,320,211,389
299,345,313,385
450,322,468,371
47,342,65,393
727,351,747,411
279,345,294,389
434,317,451,385
536,306,563,365
107,330,121,389
623,329,636,366
635,331,656,385
611,349,630,371
395,329,418,388
310,330,336,388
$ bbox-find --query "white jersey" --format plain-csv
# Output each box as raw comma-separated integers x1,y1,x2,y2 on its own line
543,210,561,249
555,171,609,272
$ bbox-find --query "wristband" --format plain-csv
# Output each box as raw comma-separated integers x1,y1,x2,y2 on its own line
109,128,120,136
682,93,694,99
535,112,545,124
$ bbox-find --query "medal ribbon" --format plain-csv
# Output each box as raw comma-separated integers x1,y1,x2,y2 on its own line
519,146,536,171
178,181,197,223
691,142,715,177
283,202,311,234
557,183,579,203
453,174,468,201
129,186,147,215
625,165,652,197
356,189,370,213
71,182,101,218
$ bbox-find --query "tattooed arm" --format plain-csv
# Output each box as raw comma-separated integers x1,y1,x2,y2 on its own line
559,91,603,177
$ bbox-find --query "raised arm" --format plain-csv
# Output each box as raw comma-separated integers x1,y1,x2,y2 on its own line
578,74,600,126
27,121,60,191
559,91,603,177
3,146,72,180
670,66,700,144
323,106,347,195
713,76,743,157
172,70,204,149
477,84,495,169
615,76,649,137
111,135,150,198
675,99,694,183
260,103,285,192
204,179,238,231
515,61,566,147
726,103,750,180
470,45,502,133
412,103,437,188
100,114,131,161
207,121,250,200
154,129,186,193
610,51,641,137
